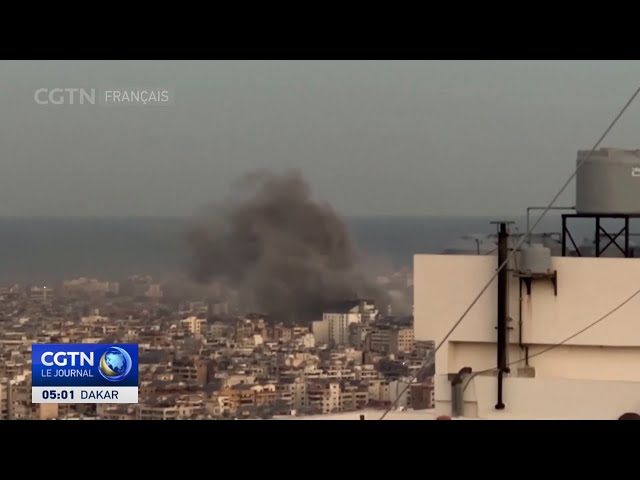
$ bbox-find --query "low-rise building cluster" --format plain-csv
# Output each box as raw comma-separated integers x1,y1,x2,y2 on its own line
0,273,430,420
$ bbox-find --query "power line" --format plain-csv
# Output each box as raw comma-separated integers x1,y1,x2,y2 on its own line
379,84,640,420
462,284,640,393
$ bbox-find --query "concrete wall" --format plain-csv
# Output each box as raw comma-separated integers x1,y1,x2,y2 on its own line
415,254,640,382
435,374,640,420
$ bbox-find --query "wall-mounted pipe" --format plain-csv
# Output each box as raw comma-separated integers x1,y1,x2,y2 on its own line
495,369,506,410
451,367,473,417
518,279,523,350
517,275,529,367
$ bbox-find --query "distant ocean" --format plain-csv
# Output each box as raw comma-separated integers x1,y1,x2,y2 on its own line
0,215,601,283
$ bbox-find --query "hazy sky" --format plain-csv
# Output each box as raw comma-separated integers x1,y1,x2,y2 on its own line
2,60,640,218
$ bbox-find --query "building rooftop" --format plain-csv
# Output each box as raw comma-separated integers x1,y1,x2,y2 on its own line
273,409,438,421
323,299,372,313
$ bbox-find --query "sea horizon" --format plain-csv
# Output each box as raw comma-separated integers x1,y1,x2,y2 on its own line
0,214,608,284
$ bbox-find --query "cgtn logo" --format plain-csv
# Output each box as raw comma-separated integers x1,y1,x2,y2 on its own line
99,347,133,381
39,346,132,381
32,343,138,404
34,88,95,105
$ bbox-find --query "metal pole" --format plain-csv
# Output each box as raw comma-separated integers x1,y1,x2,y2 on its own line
562,215,567,256
495,222,509,410
596,217,601,257
625,216,630,257
496,223,508,372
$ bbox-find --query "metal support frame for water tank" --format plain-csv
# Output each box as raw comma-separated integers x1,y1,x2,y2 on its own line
561,213,640,258
514,271,558,296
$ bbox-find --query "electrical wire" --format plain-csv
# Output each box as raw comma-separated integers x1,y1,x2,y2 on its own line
461,284,640,393
379,84,640,420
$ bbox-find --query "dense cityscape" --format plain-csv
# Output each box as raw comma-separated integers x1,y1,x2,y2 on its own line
0,269,434,420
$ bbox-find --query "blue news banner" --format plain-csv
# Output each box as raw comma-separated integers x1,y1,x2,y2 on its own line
32,344,138,404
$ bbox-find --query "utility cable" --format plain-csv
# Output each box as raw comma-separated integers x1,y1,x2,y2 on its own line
379,84,640,420
461,284,640,394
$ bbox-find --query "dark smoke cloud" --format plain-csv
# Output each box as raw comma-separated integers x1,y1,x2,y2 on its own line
185,169,390,322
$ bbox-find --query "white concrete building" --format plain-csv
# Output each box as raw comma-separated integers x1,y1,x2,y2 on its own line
302,333,316,348
311,319,329,345
145,284,163,299
81,315,109,325
28,286,53,302
63,278,119,296
414,252,640,420
322,300,378,347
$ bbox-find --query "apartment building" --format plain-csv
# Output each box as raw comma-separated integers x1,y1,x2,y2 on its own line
186,301,209,315
0,381,7,420
253,384,279,407
0,361,29,379
409,382,434,410
275,384,294,409
208,394,231,415
367,378,390,403
138,403,180,420
215,372,257,388
144,284,163,299
311,318,329,345
301,365,325,381
181,316,207,335
387,379,412,408
38,403,59,420
301,333,315,348
368,325,414,355
216,383,286,413
171,363,198,382
368,326,391,353
100,410,136,420
414,340,435,360
340,382,369,411
279,378,308,410
195,359,212,385
9,380,34,419
272,324,293,342
62,278,120,297
0,284,21,301
354,364,380,382
312,300,379,347
308,381,340,414
390,327,414,355
324,361,356,380
349,323,372,349
81,315,109,325
209,322,230,339
225,384,257,411
28,286,53,302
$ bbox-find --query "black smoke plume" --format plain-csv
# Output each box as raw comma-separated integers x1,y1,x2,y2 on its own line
185,169,389,323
